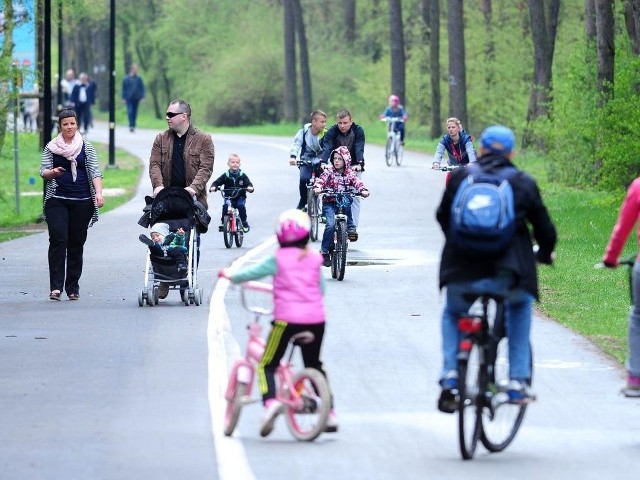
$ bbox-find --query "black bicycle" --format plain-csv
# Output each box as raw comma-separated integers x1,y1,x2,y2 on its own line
296,159,323,242
456,292,533,460
318,189,362,281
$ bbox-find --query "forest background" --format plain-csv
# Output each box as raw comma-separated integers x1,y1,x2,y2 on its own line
1,0,640,364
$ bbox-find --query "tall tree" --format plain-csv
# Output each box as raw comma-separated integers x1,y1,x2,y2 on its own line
293,0,311,119
421,0,441,137
595,0,615,102
624,0,640,55
283,0,298,122
524,0,559,148
585,0,597,45
447,0,467,126
344,0,356,45
388,0,405,105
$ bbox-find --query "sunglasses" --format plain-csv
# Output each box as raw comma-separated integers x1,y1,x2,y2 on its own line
165,111,184,118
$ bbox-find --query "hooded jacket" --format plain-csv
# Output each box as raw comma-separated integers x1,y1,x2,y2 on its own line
436,154,557,299
314,146,366,204
210,169,253,199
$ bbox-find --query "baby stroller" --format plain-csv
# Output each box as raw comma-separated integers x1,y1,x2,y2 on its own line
137,187,209,307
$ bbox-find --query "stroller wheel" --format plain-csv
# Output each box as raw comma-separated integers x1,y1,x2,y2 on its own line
138,291,144,307
181,289,190,306
152,287,159,305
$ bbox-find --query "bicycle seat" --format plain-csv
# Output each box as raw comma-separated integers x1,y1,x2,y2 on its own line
290,331,315,346
462,292,506,303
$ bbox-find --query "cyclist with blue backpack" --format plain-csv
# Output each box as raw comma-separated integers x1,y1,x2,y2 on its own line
434,125,556,413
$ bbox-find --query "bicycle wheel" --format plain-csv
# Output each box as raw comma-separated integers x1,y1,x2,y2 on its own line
284,368,331,442
385,137,393,166
307,189,319,242
223,381,248,436
480,336,531,452
458,344,483,460
234,218,244,247
334,222,347,281
222,215,233,248
395,137,403,166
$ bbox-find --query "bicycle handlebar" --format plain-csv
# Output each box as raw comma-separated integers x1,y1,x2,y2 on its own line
437,164,461,172
380,117,405,123
239,281,273,316
317,188,366,198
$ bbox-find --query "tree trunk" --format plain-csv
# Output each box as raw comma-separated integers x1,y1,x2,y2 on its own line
344,0,356,45
596,0,615,103
585,0,597,44
524,0,559,148
293,0,312,120
421,0,441,138
283,0,298,122
388,0,406,105
447,0,467,127
624,0,640,55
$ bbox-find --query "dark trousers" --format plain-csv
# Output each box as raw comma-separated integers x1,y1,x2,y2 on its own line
126,100,140,128
257,320,328,403
45,197,94,295
222,197,247,224
74,102,91,132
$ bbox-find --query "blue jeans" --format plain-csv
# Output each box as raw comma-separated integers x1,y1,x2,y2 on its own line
628,261,640,377
440,275,534,382
320,202,355,253
126,99,140,128
222,197,247,224
297,160,322,209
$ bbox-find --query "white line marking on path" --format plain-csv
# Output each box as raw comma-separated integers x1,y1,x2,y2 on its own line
208,237,277,480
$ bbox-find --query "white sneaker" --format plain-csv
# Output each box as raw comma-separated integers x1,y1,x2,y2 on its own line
324,409,338,433
260,400,283,437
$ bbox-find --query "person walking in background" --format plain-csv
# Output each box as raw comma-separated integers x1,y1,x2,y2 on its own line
70,73,96,135
122,64,145,132
148,99,215,298
59,68,78,108
39,109,104,302
435,125,556,413
319,109,366,227
289,110,327,210
602,177,640,397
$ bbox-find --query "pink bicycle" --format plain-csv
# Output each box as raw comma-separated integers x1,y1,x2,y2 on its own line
223,281,331,441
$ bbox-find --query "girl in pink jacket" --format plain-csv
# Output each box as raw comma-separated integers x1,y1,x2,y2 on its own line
220,209,337,436
603,177,640,396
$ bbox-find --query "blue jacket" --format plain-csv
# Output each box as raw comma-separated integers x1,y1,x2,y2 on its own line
71,81,96,106
122,75,145,102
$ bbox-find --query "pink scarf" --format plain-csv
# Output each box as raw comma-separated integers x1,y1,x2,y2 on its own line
47,132,84,181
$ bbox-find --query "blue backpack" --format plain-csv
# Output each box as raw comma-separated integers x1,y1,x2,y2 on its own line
449,164,518,257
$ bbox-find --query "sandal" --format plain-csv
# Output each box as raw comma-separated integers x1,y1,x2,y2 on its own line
68,293,80,301
49,290,61,301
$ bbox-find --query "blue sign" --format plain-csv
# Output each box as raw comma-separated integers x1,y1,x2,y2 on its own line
0,1,36,93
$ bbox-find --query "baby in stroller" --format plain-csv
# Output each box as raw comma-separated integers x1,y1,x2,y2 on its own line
139,222,188,273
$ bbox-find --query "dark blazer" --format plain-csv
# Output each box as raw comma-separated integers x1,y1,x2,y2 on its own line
70,81,97,106
436,154,557,299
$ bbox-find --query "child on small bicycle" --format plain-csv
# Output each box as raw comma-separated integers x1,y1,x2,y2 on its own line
379,94,408,144
138,222,189,273
219,209,337,436
209,153,254,232
313,146,370,266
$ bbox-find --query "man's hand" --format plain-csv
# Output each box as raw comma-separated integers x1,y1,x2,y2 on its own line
313,186,322,195
289,157,297,166
184,186,196,196
153,185,164,196
352,164,362,172
432,162,440,170
360,188,370,198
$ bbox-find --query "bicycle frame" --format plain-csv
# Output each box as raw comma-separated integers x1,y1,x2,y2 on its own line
223,281,330,441
381,117,404,167
219,188,245,248
296,158,323,241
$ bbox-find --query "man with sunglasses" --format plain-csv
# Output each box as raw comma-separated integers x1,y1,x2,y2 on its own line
148,99,215,299
149,99,215,209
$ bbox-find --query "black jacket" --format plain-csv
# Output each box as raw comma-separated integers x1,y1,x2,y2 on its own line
211,170,253,198
435,154,557,299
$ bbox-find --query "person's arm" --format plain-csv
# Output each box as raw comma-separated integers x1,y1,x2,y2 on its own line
84,142,104,208
289,127,304,164
319,127,336,162
227,255,277,283
603,179,640,266
148,133,165,195
464,137,477,163
186,132,215,197
354,126,366,170
432,140,446,168
243,173,254,192
524,177,557,264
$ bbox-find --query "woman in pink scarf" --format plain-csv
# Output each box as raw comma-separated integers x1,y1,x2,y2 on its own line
39,109,104,301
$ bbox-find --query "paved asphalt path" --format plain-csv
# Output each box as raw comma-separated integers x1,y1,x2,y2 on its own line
0,121,637,479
